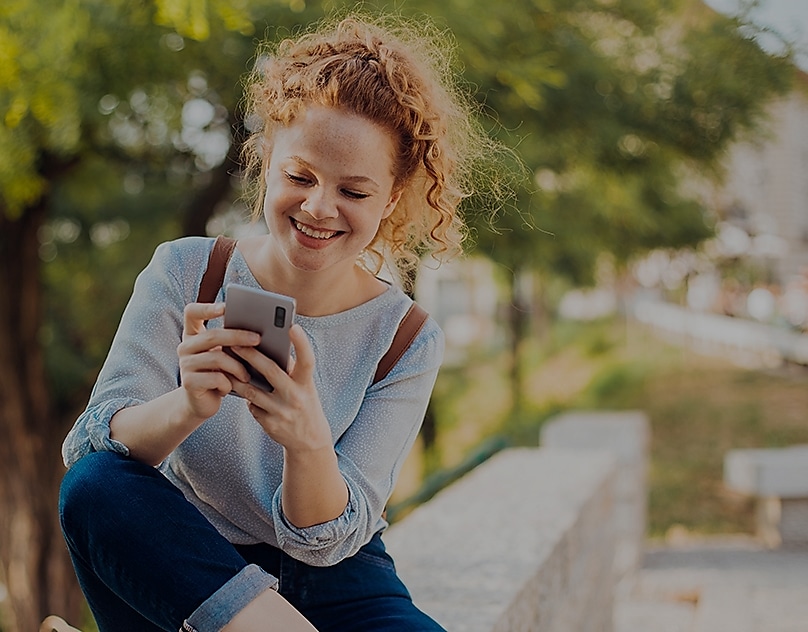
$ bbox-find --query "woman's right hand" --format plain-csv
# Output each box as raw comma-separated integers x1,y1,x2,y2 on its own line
177,302,260,422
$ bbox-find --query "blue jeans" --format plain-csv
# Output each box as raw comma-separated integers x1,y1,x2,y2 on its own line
59,451,445,632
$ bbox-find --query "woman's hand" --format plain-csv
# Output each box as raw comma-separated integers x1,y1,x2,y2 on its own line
227,324,332,452
110,302,261,466
177,302,260,422
228,324,348,527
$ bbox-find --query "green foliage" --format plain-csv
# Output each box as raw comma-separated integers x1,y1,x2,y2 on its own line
0,0,87,215
0,0,315,218
403,0,795,284
583,361,647,403
154,0,256,40
540,313,617,357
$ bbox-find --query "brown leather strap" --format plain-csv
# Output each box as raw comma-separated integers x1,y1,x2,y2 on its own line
373,302,429,385
197,236,237,303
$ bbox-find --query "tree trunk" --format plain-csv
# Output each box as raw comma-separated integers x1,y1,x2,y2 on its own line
181,157,237,237
505,266,528,415
0,205,84,632
181,118,245,237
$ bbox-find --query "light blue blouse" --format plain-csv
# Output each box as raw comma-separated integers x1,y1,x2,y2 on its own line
62,236,444,566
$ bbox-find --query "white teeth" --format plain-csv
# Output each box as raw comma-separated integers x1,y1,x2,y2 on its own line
293,219,338,240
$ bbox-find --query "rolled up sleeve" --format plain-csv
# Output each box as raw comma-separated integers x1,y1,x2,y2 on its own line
62,398,141,468
271,485,360,566
61,239,202,470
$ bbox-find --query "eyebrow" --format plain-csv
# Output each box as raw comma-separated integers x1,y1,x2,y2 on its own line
288,155,381,189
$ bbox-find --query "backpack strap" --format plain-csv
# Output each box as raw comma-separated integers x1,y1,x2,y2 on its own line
196,235,429,385
197,236,237,303
372,302,429,385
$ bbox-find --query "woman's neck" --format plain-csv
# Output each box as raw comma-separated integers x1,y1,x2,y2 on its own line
237,236,387,317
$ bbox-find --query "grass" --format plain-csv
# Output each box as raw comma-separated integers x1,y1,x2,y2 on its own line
608,351,808,537
393,316,808,539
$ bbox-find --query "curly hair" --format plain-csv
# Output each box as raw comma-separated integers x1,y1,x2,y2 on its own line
241,14,502,278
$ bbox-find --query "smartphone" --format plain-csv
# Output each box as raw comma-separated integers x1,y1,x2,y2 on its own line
223,283,296,392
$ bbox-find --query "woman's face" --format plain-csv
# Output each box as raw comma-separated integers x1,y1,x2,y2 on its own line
262,105,401,276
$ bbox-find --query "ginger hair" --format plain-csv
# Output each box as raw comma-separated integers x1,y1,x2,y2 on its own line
241,14,500,278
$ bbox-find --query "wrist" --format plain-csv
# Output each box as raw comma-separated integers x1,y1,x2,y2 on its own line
283,443,336,464
174,387,211,428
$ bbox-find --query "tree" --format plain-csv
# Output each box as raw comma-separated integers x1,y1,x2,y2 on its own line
0,0,334,628
0,3,103,625
406,0,794,414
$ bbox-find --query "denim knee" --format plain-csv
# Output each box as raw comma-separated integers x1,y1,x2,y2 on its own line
59,451,270,631
59,451,123,538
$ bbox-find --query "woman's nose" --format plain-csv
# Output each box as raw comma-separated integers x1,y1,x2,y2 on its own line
300,188,339,220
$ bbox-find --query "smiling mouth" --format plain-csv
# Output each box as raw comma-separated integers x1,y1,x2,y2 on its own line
292,218,341,240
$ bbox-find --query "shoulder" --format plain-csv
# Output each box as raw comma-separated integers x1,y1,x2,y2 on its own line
131,237,219,305
299,285,444,383
150,236,216,265
404,305,444,363
145,236,217,284
379,286,443,346
374,289,445,378
389,287,442,335
389,292,442,347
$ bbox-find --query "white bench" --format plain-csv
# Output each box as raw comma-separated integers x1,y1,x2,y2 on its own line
724,445,808,549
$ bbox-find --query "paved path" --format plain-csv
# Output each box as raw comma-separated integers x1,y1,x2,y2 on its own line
615,536,808,632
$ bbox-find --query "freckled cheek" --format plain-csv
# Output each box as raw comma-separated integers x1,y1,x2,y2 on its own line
263,189,298,220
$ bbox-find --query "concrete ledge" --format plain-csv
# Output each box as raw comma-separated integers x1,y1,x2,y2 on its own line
384,447,617,632
540,411,650,580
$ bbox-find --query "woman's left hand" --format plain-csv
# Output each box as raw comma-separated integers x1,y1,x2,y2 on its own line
228,324,332,452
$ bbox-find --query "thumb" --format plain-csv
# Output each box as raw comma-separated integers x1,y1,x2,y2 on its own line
183,302,224,337
288,324,314,379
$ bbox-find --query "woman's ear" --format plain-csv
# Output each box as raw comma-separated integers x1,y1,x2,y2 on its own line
382,188,403,220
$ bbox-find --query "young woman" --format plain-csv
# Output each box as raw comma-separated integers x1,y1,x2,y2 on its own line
59,14,498,632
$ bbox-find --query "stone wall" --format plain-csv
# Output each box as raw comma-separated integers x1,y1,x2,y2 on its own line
384,447,618,632
540,411,650,580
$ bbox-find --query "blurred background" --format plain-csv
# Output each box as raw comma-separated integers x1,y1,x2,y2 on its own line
1,0,807,630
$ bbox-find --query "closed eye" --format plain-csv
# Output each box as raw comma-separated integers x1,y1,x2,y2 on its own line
285,172,311,185
342,189,369,200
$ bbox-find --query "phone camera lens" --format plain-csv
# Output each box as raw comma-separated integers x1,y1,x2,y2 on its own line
274,306,286,328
